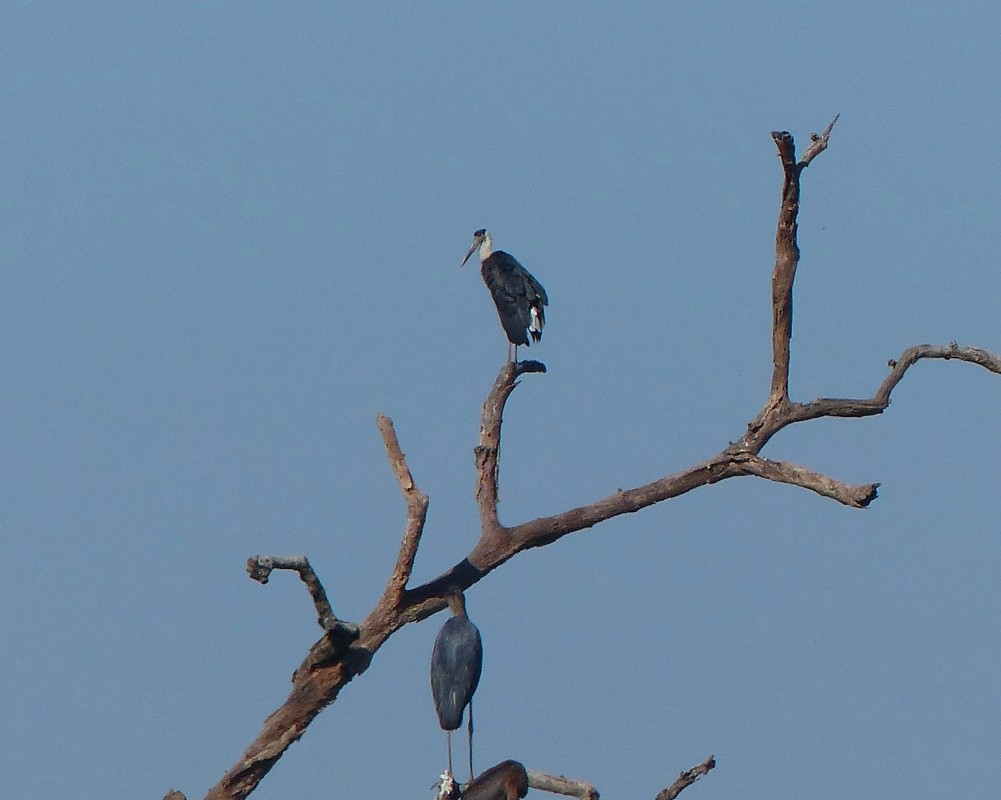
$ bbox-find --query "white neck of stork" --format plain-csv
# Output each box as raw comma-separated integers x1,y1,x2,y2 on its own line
478,232,493,261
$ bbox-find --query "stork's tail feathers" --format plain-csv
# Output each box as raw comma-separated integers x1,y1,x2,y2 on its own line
529,305,545,342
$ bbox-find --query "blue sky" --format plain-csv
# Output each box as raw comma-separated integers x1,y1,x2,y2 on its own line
3,3,1001,798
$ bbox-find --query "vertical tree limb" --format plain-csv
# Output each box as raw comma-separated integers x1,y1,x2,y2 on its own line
474,360,547,540
375,413,430,605
768,115,838,405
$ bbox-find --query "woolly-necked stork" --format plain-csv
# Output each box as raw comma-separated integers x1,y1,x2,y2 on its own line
461,229,548,362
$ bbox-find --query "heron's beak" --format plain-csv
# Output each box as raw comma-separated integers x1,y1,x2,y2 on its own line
460,241,478,267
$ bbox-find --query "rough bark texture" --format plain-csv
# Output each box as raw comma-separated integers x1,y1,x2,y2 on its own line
654,755,717,800
527,768,601,799
196,119,1001,800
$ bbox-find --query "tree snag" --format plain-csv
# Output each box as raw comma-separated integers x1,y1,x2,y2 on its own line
196,118,1001,799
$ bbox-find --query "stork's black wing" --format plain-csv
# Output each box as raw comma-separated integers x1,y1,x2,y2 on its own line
430,616,483,731
482,251,549,346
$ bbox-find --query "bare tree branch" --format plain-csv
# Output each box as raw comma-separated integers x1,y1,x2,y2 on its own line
201,120,1001,799
800,115,839,167
768,114,839,404
769,129,800,402
474,363,516,536
736,455,879,508
375,412,430,604
654,755,716,800
206,418,430,800
799,342,1001,420
527,769,599,800
245,555,356,636
475,360,547,536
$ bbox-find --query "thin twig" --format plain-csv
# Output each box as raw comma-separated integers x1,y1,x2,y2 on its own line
800,114,840,167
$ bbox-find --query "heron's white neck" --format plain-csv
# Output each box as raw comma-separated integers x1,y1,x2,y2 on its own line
478,233,493,261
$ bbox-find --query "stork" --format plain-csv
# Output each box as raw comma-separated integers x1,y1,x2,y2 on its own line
430,591,484,784
461,229,549,362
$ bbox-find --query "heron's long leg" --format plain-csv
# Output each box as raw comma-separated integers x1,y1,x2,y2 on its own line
446,730,453,775
467,699,475,783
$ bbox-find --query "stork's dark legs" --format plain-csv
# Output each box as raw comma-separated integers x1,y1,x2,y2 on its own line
467,699,475,783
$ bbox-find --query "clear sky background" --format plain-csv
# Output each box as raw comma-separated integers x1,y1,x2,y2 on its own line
3,3,1000,799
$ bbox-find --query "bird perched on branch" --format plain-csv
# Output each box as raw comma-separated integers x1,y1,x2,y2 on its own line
461,229,549,362
460,760,529,800
430,591,483,783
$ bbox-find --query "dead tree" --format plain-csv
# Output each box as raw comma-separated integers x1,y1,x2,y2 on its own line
183,117,1001,800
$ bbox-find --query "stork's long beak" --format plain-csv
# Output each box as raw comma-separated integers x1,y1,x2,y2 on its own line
460,241,478,267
